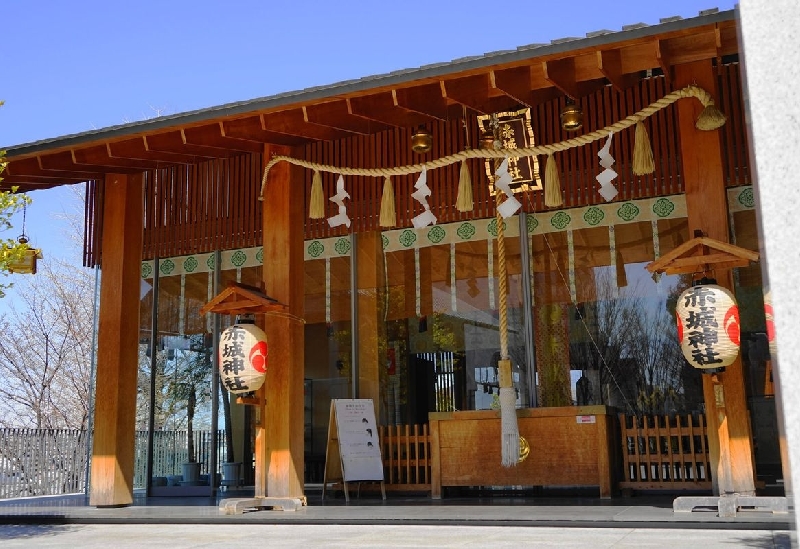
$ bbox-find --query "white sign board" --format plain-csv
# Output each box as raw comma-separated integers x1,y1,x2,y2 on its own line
333,399,384,482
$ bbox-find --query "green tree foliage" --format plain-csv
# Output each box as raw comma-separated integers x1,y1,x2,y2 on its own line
0,101,33,297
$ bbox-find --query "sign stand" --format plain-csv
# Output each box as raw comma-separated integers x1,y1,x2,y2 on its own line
322,399,386,502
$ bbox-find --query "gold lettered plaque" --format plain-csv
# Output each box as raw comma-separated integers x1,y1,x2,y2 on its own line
477,108,542,194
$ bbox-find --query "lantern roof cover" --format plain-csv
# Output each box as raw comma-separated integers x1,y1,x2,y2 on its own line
200,282,287,316
646,236,759,276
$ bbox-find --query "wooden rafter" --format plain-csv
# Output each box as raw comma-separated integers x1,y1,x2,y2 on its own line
645,236,759,276
200,282,288,316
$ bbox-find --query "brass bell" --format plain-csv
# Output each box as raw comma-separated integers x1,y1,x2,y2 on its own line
411,126,432,153
560,99,583,132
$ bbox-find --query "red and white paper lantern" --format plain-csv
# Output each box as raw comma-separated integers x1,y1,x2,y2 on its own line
219,321,269,394
676,283,740,369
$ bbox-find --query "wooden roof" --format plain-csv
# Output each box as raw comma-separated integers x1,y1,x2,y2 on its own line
2,10,739,191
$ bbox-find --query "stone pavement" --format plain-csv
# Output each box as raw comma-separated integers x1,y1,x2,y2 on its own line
0,523,796,548
0,491,795,547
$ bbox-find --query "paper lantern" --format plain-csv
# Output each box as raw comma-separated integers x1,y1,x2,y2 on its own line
218,321,268,394
676,283,740,370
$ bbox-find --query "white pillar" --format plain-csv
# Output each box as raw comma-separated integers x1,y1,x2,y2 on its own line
739,1,800,524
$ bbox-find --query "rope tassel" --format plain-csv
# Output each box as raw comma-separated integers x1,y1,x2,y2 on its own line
456,160,473,212
632,121,655,176
544,154,563,208
309,170,325,219
379,176,396,227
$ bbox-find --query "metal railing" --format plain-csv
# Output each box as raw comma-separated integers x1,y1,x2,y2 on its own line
0,428,89,499
0,428,226,498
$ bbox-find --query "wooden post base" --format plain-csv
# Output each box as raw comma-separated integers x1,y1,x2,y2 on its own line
218,496,307,514
674,495,789,517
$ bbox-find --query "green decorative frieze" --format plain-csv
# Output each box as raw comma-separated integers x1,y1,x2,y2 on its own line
457,222,476,240
307,240,324,258
652,198,675,218
427,225,446,244
583,206,604,226
617,202,640,222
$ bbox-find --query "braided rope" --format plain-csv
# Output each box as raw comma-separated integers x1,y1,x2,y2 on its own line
258,85,715,198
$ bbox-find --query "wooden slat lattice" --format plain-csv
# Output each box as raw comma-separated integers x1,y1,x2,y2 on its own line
618,413,712,491
379,424,431,492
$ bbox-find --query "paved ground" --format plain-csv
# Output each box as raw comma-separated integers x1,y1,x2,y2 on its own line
0,523,795,548
0,490,795,547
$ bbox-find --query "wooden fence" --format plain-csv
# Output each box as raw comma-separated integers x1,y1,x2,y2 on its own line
379,424,431,492
618,413,712,491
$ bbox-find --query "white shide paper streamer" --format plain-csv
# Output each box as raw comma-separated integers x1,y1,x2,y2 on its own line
596,133,618,202
494,158,522,218
327,175,351,228
411,167,437,228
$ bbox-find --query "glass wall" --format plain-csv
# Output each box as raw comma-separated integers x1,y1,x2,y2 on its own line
531,217,703,414
303,251,352,481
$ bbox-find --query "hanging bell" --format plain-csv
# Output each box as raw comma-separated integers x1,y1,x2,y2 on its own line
560,98,583,132
411,125,432,153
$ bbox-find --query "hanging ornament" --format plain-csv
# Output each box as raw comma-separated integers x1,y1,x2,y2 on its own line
218,316,269,394
596,132,618,202
327,175,351,228
6,201,43,275
308,170,325,219
493,158,522,218
411,167,437,228
676,281,740,370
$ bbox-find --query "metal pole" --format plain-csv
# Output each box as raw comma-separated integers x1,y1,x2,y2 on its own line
209,250,221,495
145,258,159,497
83,264,100,497
350,234,359,399
519,213,538,408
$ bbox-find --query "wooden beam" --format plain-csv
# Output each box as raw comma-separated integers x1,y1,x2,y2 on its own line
597,50,640,92
3,157,97,181
675,60,755,497
491,67,562,108
392,84,449,120
107,139,198,164
656,40,672,83
347,94,428,128
261,110,350,141
303,101,390,134
440,74,514,114
72,146,161,170
90,172,143,507
543,58,580,99
37,151,139,174
259,143,305,499
181,125,264,154
220,117,306,146
144,132,230,159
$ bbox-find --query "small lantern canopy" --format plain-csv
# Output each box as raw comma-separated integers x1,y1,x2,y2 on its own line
676,281,740,370
218,315,268,394
7,247,43,274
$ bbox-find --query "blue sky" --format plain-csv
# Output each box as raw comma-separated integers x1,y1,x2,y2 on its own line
0,0,738,275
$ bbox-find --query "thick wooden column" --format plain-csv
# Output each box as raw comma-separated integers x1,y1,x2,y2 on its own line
258,144,305,498
90,173,143,507
675,61,756,495
356,232,385,412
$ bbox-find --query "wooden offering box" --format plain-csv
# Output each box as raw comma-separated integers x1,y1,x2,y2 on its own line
429,405,616,498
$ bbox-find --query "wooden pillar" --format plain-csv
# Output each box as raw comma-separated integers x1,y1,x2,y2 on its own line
675,61,756,495
356,232,385,414
90,173,143,507
258,144,305,498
